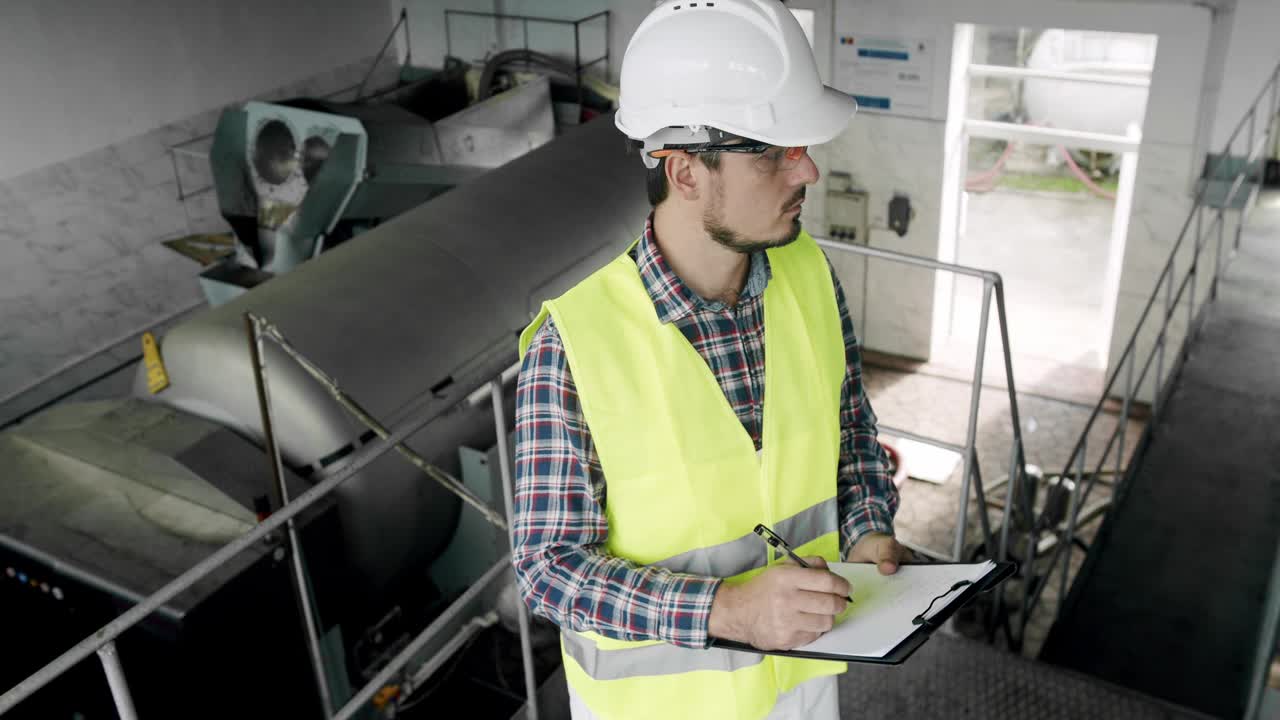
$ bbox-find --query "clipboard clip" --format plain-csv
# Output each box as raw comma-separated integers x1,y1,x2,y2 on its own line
911,580,972,627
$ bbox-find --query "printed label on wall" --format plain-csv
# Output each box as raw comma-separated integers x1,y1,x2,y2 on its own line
834,35,934,120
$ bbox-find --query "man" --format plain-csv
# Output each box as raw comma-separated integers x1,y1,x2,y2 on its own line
512,1,905,718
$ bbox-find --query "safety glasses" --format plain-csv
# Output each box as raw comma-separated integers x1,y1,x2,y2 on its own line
648,143,809,174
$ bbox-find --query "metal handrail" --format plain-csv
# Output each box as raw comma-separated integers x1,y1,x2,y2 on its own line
0,316,527,716
812,238,1030,575
1024,60,1280,632
442,9,611,105
2,236,1034,715
355,8,411,101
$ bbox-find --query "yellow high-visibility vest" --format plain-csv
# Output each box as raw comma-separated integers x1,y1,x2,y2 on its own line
519,231,847,719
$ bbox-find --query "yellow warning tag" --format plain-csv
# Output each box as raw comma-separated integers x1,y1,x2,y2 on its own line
142,332,170,394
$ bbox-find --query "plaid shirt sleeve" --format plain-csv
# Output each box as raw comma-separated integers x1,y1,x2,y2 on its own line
829,263,901,558
511,316,722,649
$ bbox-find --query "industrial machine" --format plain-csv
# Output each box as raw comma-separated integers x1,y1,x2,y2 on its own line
195,73,556,305
0,114,648,718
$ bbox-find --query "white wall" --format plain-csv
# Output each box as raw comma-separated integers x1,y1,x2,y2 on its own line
1192,3,1234,169
0,0,391,182
0,0,397,410
1210,0,1280,150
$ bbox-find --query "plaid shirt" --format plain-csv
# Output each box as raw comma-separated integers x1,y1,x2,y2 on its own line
512,217,898,649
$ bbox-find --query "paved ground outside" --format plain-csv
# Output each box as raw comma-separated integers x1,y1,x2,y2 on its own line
937,186,1119,407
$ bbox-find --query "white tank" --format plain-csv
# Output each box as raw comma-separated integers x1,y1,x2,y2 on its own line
1022,29,1156,137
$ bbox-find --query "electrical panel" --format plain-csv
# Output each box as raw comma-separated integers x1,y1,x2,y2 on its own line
826,187,869,245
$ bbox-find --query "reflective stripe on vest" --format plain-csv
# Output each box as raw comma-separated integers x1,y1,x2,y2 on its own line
519,231,847,720
652,497,838,577
561,632,767,680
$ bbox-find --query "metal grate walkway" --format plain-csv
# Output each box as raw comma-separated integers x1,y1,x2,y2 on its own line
1041,192,1280,718
515,630,1212,720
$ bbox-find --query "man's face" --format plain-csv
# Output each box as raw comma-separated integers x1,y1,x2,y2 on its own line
701,147,821,254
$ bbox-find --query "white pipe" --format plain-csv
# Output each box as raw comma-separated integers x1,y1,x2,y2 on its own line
466,361,522,407
96,642,138,720
968,63,1150,88
965,120,1140,154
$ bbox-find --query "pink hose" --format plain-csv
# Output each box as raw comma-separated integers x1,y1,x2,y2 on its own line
1059,145,1117,200
965,138,1017,192
964,123,1117,201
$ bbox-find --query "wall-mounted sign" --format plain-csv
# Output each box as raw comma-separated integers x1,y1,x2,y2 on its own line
834,35,935,120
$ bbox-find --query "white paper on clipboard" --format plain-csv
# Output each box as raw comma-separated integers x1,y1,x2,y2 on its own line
794,560,995,658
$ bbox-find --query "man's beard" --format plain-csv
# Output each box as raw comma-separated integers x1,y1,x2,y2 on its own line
702,184,805,254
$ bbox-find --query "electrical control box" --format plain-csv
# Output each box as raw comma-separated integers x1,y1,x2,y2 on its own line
826,186,869,245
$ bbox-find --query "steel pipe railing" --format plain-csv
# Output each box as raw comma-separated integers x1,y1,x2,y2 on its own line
1024,60,1280,631
813,237,1024,585
0,316,525,716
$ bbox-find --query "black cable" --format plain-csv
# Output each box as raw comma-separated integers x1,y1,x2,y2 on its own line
477,49,580,101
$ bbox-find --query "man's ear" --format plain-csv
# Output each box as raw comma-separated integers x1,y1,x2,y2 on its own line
665,151,701,202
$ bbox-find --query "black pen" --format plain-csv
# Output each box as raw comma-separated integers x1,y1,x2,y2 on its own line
753,523,854,604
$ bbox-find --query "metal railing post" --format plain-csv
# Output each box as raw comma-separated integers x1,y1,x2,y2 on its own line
1188,209,1200,338
954,281,994,561
489,378,540,720
1233,124,1247,251
1117,352,1134,486
96,641,139,720
969,455,996,558
993,277,1028,568
1248,107,1257,162
246,314,335,718
356,8,408,101
1162,265,1172,409
444,10,453,60
993,440,1020,647
1271,72,1279,145
1058,443,1086,613
1211,203,1222,301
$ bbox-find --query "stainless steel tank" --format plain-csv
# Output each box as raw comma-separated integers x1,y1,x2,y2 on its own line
135,114,650,595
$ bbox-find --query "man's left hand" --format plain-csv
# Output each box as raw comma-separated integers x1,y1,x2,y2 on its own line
848,533,910,575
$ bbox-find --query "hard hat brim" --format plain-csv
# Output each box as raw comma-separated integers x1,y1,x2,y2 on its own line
617,85,858,148
734,85,859,147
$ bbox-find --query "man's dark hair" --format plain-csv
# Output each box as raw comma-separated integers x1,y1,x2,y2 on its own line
646,151,722,206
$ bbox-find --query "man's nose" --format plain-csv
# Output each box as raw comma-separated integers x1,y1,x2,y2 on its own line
791,151,820,185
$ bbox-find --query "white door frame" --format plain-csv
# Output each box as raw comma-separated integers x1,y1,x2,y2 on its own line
933,23,1146,365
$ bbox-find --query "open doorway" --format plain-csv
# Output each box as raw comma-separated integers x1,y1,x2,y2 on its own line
935,25,1155,404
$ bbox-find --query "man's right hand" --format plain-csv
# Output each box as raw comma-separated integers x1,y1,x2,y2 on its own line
707,557,852,651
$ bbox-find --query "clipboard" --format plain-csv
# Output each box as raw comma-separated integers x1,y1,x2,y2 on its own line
710,560,1016,665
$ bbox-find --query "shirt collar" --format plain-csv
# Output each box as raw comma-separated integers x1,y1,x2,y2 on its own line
633,215,772,324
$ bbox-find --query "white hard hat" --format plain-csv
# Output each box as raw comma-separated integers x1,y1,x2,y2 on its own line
615,0,856,154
